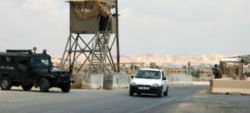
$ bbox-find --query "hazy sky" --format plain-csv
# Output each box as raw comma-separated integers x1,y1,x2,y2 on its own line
0,0,249,56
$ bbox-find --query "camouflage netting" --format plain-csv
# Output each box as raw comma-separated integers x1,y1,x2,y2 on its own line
241,55,250,64
70,0,112,19
219,61,246,80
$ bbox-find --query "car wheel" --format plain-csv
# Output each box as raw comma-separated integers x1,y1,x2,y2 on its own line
129,90,133,96
0,76,12,90
164,86,169,96
157,87,163,97
61,83,71,93
22,84,33,91
40,78,50,92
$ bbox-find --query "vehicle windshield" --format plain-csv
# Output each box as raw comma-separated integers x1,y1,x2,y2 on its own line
31,57,51,67
135,70,161,79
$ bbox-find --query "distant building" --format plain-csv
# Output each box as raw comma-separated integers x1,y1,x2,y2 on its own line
119,62,145,75
164,68,186,75
199,68,213,80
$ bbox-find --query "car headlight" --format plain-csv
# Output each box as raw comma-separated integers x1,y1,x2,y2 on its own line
152,83,159,87
130,82,137,86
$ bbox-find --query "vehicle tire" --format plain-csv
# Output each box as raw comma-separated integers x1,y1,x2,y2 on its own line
61,83,71,93
164,86,169,96
0,76,12,90
40,78,50,92
129,90,133,96
22,84,33,91
157,88,163,97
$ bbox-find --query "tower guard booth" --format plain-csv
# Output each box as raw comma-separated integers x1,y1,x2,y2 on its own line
60,0,118,88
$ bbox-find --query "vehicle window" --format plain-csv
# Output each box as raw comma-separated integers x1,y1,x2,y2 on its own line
31,57,50,66
1,57,5,64
19,59,28,65
2,57,12,65
135,70,161,79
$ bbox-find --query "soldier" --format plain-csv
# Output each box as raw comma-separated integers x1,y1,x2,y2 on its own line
212,64,220,78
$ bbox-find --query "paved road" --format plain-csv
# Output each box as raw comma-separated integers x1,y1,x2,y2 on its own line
0,85,250,113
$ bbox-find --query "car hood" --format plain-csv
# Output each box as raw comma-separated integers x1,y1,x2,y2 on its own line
131,78,161,86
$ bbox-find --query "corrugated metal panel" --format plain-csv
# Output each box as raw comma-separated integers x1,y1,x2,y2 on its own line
66,0,115,6
220,58,242,62
241,55,250,64
69,3,116,34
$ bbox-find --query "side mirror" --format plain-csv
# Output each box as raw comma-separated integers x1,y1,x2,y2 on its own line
131,76,134,79
162,77,166,80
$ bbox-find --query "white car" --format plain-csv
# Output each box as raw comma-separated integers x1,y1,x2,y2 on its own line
130,68,169,97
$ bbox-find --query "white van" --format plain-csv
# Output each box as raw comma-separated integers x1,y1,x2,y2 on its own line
130,68,169,97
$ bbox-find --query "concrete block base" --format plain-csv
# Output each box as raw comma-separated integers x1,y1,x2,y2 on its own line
210,79,250,95
111,73,129,89
168,74,192,86
73,73,130,90
82,74,104,89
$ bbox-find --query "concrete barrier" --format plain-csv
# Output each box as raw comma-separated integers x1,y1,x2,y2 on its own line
103,75,113,90
168,74,192,86
112,73,130,89
77,73,130,89
82,74,103,89
210,79,250,95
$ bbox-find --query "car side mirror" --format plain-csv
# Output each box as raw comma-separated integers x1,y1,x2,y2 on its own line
162,77,166,80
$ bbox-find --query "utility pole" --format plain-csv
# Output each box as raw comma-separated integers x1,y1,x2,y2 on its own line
115,0,120,72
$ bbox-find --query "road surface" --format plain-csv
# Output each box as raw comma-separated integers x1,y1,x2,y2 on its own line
0,85,250,113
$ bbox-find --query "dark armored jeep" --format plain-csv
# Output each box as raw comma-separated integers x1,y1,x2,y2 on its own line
0,50,73,92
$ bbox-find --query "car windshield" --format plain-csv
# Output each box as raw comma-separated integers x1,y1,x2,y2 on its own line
31,57,51,67
135,70,161,79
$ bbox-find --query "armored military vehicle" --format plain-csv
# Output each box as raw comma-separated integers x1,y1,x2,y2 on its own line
0,49,73,92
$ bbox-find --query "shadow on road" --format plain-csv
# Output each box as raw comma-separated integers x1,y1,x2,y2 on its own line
131,93,168,98
1,89,63,93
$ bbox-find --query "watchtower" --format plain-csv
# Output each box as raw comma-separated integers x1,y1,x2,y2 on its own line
60,0,119,77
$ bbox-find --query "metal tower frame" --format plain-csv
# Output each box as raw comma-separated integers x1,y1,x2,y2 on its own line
60,16,117,75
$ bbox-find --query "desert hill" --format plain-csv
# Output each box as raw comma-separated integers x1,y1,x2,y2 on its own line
52,53,236,66
118,53,234,66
